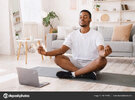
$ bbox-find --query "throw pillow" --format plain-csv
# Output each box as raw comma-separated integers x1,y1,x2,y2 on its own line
111,24,133,41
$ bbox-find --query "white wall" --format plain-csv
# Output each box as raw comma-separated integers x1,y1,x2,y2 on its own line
10,0,20,13
42,0,135,28
42,0,92,27
20,0,42,23
42,0,50,12
0,0,11,55
48,0,79,27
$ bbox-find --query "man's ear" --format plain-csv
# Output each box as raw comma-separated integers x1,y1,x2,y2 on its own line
89,18,92,23
90,19,92,22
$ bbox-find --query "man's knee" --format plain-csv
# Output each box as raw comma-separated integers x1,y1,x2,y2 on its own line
93,57,107,72
96,57,107,68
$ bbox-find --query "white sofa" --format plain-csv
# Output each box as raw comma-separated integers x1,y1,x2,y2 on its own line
46,26,135,57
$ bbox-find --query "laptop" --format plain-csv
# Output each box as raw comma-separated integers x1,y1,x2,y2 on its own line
16,67,50,88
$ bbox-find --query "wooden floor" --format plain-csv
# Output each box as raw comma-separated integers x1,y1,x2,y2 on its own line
0,53,135,91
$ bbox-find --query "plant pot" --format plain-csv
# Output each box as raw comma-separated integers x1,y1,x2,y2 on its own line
16,36,19,40
96,8,99,11
49,28,57,33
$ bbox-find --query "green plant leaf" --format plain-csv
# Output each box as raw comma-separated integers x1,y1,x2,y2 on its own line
42,11,59,27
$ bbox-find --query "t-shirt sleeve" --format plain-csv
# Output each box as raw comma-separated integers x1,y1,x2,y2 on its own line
63,33,72,49
96,32,105,47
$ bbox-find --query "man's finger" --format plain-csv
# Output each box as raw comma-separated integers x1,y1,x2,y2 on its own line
106,47,111,55
39,45,43,48
106,46,112,53
106,46,111,51
38,46,43,51
106,45,110,48
38,46,43,49
109,47,112,53
107,46,112,52
104,49,108,56
38,49,41,53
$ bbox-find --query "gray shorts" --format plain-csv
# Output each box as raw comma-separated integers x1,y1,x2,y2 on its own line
69,57,92,68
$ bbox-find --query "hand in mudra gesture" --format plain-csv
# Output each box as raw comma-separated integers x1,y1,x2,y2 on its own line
38,46,46,55
100,45,112,57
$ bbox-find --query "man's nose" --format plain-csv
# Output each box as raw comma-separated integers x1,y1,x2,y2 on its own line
80,18,84,21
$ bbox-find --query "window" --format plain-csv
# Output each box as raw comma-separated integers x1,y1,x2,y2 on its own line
20,0,42,23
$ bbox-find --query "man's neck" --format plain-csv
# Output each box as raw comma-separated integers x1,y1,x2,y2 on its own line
80,26,90,34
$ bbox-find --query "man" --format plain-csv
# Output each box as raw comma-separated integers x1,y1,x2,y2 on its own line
38,10,112,80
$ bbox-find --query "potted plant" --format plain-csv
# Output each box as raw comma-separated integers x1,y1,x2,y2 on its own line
15,33,19,40
95,4,100,11
43,11,59,33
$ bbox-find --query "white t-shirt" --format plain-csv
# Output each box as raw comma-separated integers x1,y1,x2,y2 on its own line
63,29,104,60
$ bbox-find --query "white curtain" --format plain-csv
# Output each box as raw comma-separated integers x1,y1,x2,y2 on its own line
20,0,44,39
20,0,42,23
23,22,39,38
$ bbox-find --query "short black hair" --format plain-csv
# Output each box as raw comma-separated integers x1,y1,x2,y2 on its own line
80,9,91,19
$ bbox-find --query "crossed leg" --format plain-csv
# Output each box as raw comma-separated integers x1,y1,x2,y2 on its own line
54,55,107,76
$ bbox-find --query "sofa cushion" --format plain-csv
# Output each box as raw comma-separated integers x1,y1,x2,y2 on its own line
52,40,64,49
111,24,133,41
105,41,133,52
98,26,113,41
57,26,74,40
52,40,133,53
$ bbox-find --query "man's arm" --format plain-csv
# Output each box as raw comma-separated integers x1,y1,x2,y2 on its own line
97,45,112,58
38,45,70,56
